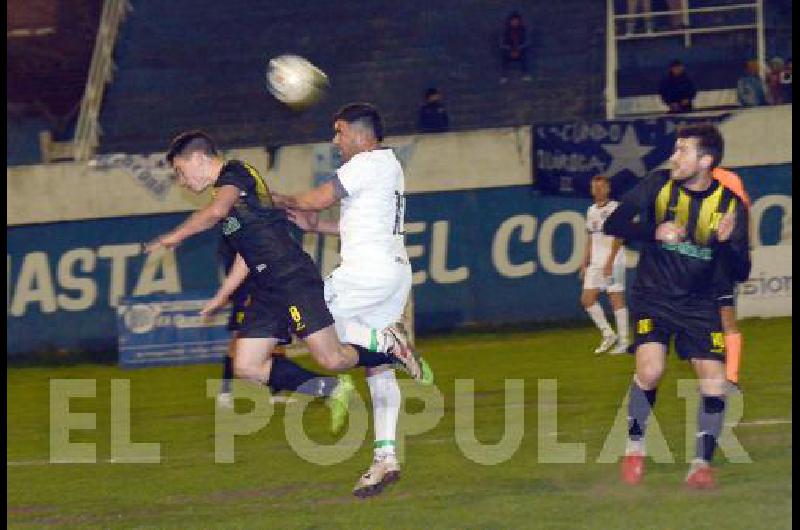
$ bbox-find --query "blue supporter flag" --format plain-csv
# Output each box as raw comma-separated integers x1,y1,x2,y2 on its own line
533,114,730,198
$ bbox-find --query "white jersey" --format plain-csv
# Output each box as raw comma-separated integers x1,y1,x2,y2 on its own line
336,148,407,272
586,200,625,268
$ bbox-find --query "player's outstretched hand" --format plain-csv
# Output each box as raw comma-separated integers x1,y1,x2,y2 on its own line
655,221,686,244
144,233,179,253
286,209,319,231
143,240,162,253
716,209,736,242
200,295,228,318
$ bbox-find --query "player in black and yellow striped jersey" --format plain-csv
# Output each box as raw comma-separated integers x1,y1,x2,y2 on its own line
604,123,751,489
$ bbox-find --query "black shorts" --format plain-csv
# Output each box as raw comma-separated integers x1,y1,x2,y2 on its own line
715,277,736,308
630,295,725,361
238,272,334,341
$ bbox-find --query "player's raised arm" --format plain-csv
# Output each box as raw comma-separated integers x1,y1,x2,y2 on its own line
146,185,239,252
603,173,664,241
273,178,344,211
286,208,340,235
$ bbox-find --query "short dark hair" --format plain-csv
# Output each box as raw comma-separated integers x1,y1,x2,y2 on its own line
591,174,610,183
166,131,218,164
676,123,724,168
424,87,439,99
332,103,384,141
669,59,683,67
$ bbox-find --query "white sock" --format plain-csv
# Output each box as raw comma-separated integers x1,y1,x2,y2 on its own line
586,303,613,336
367,369,400,460
626,438,645,456
615,307,630,344
343,322,390,353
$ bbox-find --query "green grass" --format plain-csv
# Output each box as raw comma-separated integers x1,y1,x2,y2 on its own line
7,318,792,529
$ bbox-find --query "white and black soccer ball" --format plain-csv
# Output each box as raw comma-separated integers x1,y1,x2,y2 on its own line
266,54,329,110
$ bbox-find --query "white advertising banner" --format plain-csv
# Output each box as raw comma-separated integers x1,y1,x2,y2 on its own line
736,245,792,318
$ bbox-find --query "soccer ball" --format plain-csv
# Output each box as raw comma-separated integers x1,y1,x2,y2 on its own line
266,54,329,110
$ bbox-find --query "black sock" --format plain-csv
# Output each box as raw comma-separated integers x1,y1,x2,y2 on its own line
350,344,395,368
627,380,658,442
267,356,337,397
221,355,234,393
695,394,726,462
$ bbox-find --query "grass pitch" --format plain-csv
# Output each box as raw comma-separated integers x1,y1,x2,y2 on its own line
7,318,792,529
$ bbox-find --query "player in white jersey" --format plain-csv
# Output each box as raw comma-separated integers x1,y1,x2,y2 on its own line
579,175,629,354
274,103,432,498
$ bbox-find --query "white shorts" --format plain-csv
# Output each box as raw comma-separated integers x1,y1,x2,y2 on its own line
583,263,625,293
324,259,412,342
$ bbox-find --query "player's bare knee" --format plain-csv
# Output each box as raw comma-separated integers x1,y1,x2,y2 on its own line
315,352,346,372
636,367,663,389
233,359,257,380
699,376,727,396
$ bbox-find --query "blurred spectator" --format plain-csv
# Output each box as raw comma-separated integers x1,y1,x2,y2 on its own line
499,12,531,84
626,0,653,34
736,59,767,107
779,58,792,104
658,59,696,113
417,88,449,133
765,57,786,105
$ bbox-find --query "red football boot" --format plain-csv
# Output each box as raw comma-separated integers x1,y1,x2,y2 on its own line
686,462,716,490
621,453,645,485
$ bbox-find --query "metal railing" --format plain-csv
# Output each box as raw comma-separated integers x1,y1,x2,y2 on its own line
605,0,764,119
45,0,130,162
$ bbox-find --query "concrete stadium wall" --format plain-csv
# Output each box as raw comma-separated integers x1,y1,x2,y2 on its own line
7,108,792,356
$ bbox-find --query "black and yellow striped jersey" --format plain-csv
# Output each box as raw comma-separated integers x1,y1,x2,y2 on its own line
217,160,273,273
214,159,315,284
604,170,751,303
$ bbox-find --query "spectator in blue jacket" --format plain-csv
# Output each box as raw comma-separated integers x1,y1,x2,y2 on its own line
736,59,767,107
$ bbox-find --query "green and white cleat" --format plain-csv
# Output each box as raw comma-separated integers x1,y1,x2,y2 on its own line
386,324,434,385
418,356,434,386
328,374,355,434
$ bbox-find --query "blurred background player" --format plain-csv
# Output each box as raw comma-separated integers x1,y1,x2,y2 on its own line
274,103,417,498
605,123,751,489
712,166,752,393
579,175,629,355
